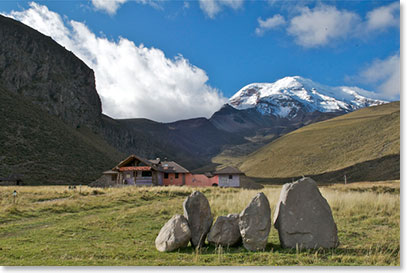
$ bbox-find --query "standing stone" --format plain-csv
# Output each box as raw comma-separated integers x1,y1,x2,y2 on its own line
273,177,339,249
238,192,271,251
155,214,191,252
207,214,241,247
183,191,213,248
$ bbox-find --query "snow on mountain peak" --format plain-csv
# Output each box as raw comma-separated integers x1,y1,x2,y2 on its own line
228,76,386,118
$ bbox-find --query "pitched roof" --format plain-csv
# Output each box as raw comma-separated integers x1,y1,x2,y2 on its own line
158,161,190,173
112,155,190,174
114,155,158,171
213,166,244,175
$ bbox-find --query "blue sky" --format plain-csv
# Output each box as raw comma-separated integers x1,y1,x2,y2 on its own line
0,0,400,122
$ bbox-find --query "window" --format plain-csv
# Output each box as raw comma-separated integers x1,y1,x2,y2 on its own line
229,175,233,179
164,173,169,179
142,171,152,177
175,173,179,179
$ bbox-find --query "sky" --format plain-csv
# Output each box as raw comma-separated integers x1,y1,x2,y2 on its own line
0,0,400,122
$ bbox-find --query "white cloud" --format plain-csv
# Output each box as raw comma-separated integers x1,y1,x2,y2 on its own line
366,1,399,31
255,15,285,36
91,0,162,15
91,0,128,15
358,53,400,99
287,5,360,48
5,2,227,122
199,0,244,19
273,2,399,48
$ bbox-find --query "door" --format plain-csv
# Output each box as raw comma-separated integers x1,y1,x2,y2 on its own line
182,173,185,185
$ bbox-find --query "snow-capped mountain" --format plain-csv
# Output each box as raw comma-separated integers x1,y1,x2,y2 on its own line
228,76,386,119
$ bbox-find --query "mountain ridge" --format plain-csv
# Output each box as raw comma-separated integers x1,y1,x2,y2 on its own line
228,76,385,119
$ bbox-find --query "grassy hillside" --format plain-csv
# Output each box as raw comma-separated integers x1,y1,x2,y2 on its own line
0,183,399,265
0,86,125,185
222,102,399,182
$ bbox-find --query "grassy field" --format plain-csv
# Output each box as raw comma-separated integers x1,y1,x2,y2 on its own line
0,181,399,266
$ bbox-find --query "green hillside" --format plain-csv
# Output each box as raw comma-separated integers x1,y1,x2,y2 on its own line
227,102,400,183
0,86,125,185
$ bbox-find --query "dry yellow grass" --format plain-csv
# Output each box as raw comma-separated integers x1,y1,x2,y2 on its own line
0,182,400,265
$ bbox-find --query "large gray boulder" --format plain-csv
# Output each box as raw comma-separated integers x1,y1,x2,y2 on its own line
238,192,271,251
183,191,213,248
207,214,241,247
155,214,191,252
273,177,339,249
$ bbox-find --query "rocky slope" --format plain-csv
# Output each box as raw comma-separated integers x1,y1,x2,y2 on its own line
0,84,125,184
0,15,102,130
100,116,245,169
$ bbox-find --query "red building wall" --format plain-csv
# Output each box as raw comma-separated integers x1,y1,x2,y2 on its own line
186,174,218,187
162,173,219,187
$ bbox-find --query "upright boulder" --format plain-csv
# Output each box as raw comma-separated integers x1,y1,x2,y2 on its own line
238,192,271,251
273,177,339,249
183,191,213,248
207,214,241,247
155,214,191,252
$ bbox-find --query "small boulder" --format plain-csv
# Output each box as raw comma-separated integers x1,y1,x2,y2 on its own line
207,214,241,247
273,177,339,249
238,192,271,251
155,214,191,252
183,191,213,248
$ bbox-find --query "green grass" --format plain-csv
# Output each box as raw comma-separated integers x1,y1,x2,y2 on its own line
0,183,399,266
221,102,399,181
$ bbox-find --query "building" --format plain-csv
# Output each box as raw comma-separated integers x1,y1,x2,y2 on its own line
213,166,243,187
102,154,245,188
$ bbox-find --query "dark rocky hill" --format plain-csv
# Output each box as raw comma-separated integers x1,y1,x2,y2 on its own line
0,15,102,131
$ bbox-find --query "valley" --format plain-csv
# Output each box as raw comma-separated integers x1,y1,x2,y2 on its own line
0,14,400,186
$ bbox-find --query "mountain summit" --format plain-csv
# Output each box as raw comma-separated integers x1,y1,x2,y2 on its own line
228,76,385,119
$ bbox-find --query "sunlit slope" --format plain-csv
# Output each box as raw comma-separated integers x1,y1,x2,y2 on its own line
239,102,400,180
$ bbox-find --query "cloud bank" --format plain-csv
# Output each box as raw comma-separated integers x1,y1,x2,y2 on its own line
5,2,227,122
257,2,399,48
